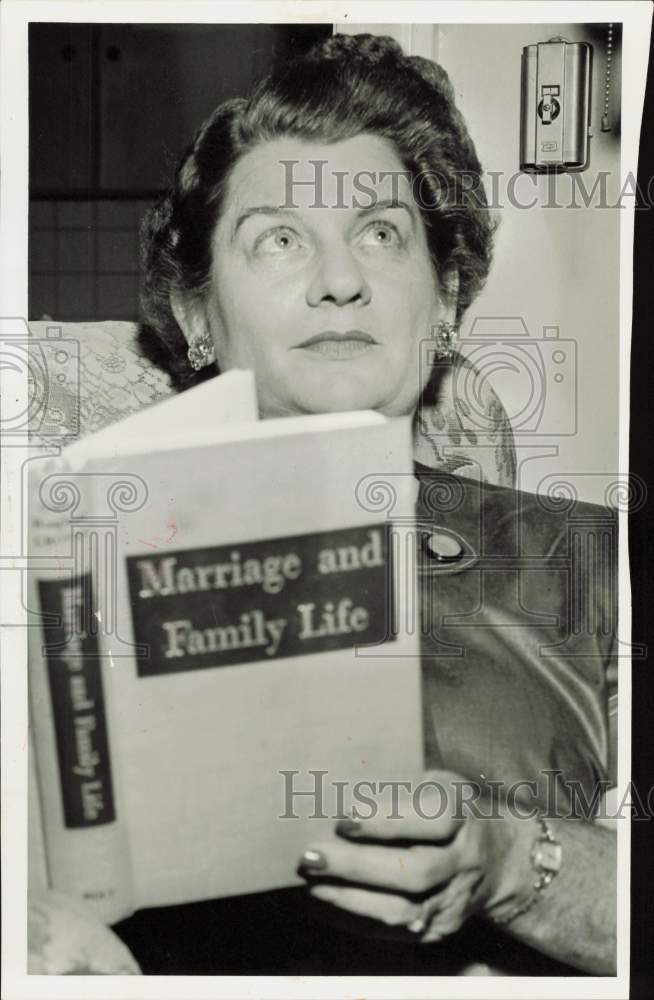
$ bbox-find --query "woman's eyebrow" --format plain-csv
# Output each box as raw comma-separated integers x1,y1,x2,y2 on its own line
356,198,417,227
232,206,296,240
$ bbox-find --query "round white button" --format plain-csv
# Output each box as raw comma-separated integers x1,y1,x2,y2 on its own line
424,531,463,562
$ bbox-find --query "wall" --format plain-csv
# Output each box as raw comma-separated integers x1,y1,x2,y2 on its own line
438,23,621,503
29,199,149,321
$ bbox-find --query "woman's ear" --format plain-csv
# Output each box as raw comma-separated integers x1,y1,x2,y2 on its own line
170,289,209,347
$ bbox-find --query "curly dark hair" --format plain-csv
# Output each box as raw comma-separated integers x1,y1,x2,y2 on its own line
139,32,496,389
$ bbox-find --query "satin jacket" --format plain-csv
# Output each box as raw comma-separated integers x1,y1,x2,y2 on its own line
415,464,618,813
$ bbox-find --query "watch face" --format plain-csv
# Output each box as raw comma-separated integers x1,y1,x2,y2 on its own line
533,839,563,873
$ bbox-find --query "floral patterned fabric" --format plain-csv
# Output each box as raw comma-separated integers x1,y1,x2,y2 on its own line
413,352,516,487
28,891,140,975
28,321,173,441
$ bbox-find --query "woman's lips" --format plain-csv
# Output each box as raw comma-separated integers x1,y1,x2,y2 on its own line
295,330,378,360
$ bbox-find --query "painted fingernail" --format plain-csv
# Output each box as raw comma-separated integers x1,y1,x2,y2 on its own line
300,849,327,871
338,818,362,837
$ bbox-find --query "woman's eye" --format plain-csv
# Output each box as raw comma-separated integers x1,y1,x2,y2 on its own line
359,221,404,248
254,227,302,255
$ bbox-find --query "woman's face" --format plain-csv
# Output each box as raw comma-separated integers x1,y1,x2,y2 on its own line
180,134,455,418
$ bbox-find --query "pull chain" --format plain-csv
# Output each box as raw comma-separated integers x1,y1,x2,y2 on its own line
600,23,614,132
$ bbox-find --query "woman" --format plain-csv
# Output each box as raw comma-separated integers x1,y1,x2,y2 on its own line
121,33,617,976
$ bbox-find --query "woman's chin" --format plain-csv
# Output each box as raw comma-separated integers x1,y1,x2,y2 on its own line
296,387,382,415
292,367,391,414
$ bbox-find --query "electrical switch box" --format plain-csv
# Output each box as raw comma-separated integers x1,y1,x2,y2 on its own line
520,40,592,172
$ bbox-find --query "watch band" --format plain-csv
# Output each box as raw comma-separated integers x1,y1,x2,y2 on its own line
493,816,562,926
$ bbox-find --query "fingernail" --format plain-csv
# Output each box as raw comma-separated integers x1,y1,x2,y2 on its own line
408,918,426,934
338,818,362,837
300,849,327,871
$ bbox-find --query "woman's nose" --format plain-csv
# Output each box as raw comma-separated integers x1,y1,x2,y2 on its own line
305,246,372,308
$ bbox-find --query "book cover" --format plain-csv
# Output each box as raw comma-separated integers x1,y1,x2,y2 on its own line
28,376,423,923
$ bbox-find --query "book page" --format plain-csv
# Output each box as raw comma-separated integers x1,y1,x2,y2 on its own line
63,369,259,467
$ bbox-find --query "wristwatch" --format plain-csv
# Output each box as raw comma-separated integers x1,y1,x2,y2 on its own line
494,816,562,926
531,817,563,892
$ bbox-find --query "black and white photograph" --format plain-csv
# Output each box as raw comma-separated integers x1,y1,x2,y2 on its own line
1,1,653,996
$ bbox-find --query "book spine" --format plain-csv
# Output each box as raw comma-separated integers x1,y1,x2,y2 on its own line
28,722,48,897
28,470,134,924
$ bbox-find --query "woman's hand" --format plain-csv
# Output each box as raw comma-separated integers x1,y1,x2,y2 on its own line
298,769,617,974
298,770,537,943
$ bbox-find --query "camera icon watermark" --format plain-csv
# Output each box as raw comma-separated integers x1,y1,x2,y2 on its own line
0,317,80,438
421,317,578,439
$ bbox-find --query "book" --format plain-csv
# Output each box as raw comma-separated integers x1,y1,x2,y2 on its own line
27,370,423,924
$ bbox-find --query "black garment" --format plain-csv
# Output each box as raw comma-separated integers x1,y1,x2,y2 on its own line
113,888,583,975
416,465,617,809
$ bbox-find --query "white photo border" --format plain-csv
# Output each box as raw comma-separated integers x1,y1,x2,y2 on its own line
2,2,651,998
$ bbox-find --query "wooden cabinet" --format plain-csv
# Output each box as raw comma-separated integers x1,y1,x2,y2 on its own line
30,24,331,197
29,24,96,195
96,24,276,194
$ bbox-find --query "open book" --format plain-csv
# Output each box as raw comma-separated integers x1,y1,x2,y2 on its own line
28,371,423,924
